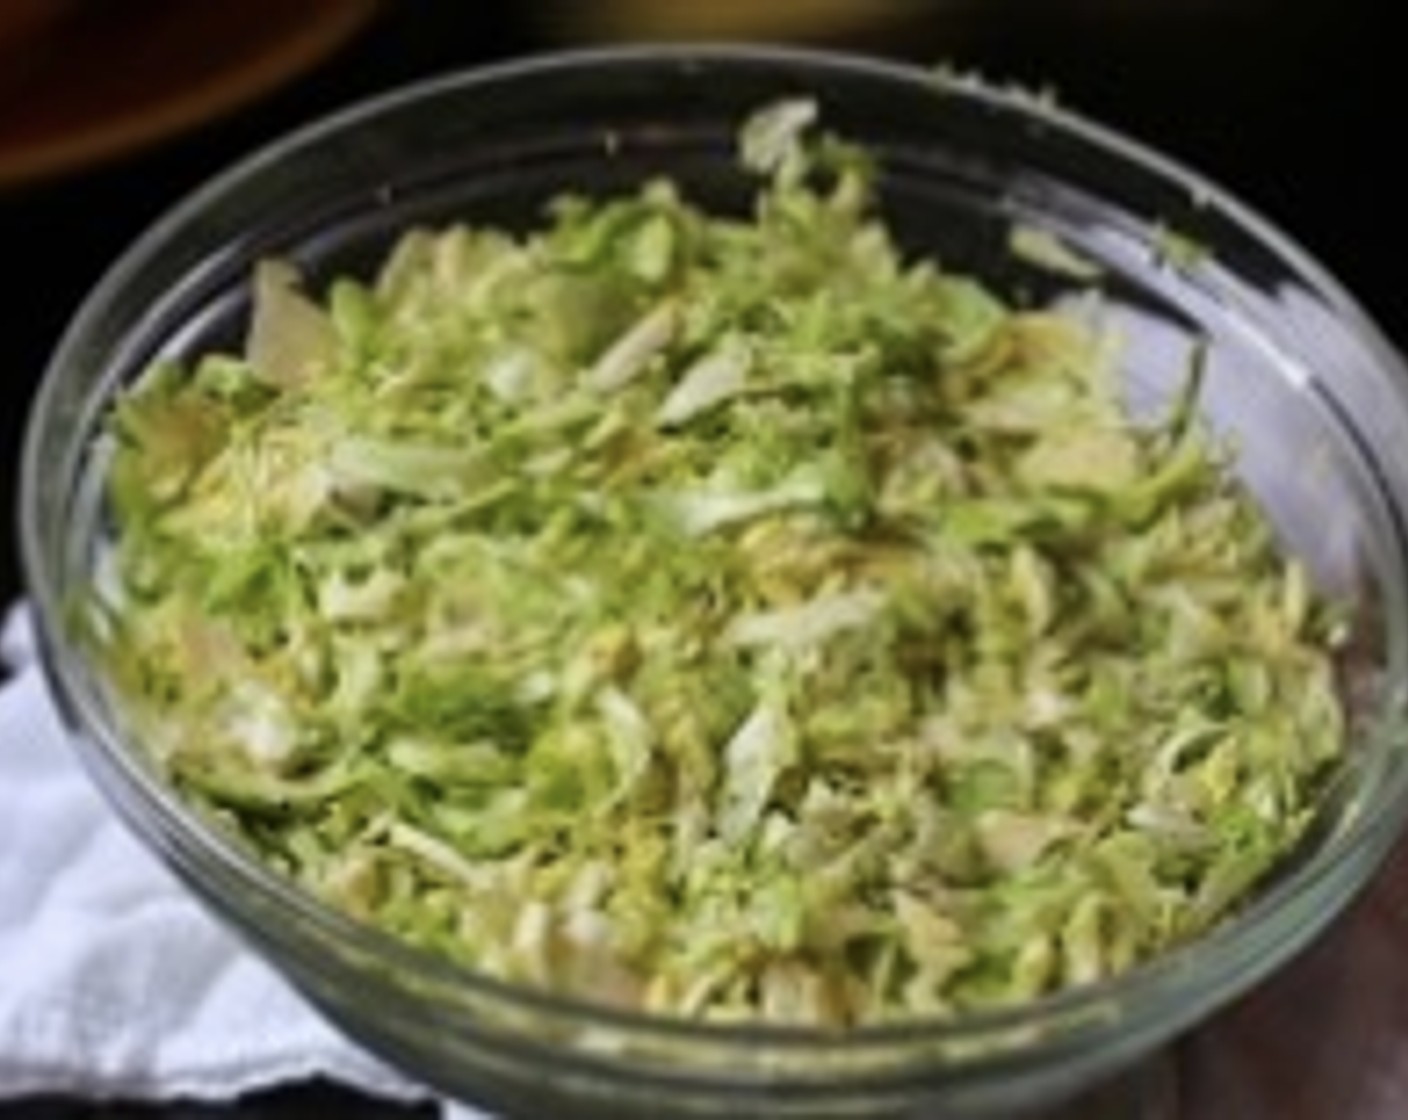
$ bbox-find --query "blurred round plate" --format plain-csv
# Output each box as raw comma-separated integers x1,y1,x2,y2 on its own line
0,0,379,190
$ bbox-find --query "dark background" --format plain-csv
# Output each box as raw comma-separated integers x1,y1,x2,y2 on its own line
0,1,1399,1116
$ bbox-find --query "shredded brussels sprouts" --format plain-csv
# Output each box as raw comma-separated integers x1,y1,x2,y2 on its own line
91,100,1346,1025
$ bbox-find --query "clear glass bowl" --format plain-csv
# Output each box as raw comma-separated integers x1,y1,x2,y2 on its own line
21,45,1408,1119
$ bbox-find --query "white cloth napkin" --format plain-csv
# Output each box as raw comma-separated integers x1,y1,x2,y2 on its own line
0,605,484,1114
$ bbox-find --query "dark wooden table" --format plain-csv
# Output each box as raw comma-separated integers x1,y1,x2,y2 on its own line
3,2,1403,1117
1175,832,1408,1120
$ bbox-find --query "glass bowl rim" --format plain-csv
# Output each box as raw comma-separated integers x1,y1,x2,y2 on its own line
22,40,1408,1053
